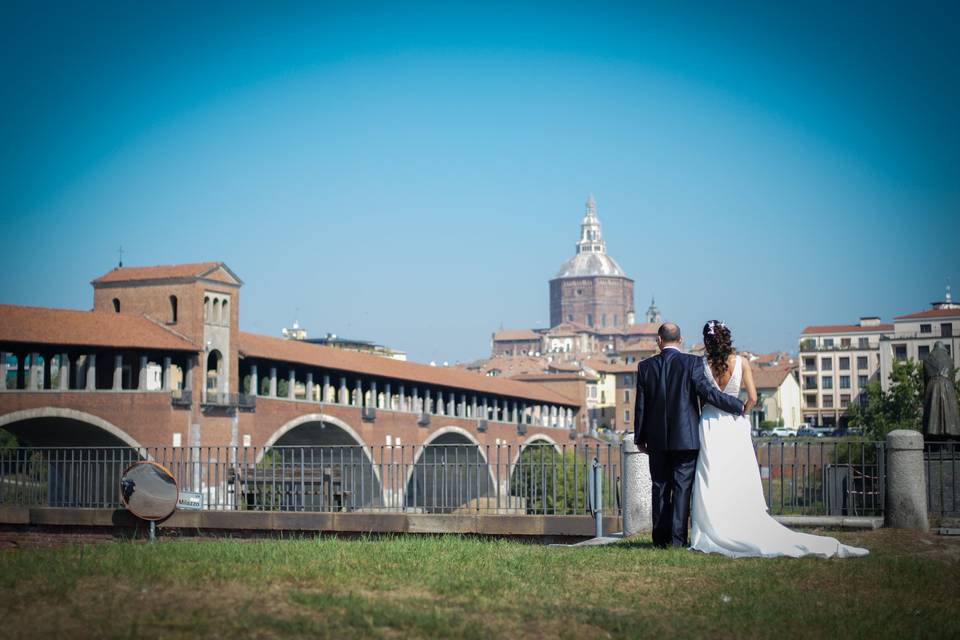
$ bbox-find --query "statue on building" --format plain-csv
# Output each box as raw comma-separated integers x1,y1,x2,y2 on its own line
921,341,960,440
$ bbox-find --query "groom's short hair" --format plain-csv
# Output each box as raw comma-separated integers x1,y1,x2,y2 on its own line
658,323,681,343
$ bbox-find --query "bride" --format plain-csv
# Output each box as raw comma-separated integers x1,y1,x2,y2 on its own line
689,320,869,559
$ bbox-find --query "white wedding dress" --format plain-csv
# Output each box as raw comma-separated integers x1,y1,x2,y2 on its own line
690,356,869,558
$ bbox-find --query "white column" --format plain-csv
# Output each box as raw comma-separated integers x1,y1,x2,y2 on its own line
0,351,8,391
339,377,348,404
425,389,432,414
249,364,258,396
385,383,393,410
138,355,149,390
399,385,406,411
269,367,278,397
112,354,123,390
58,353,70,391
162,356,172,392
305,372,314,402
355,379,363,407
288,369,296,400
371,381,378,408
323,375,331,403
412,387,420,413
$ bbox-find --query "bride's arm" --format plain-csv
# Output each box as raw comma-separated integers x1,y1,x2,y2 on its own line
741,356,758,415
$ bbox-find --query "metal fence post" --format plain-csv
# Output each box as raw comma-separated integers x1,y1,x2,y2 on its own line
588,457,603,538
885,430,928,531
621,437,652,535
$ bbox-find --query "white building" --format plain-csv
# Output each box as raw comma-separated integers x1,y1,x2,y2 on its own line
879,287,960,391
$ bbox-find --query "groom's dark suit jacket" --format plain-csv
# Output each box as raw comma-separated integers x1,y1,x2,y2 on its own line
634,348,744,451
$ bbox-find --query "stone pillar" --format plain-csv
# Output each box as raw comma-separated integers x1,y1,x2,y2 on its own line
472,396,478,419
371,381,378,408
399,385,407,411
425,389,432,414
184,356,194,391
305,372,314,402
339,377,348,404
492,399,499,422
269,367,278,397
112,353,123,390
30,353,42,390
355,379,363,407
449,392,455,416
138,355,149,390
412,387,420,413
482,397,488,421
622,438,653,535
288,369,296,400
323,375,331,403
460,394,467,418
249,364,258,396
436,391,445,415
885,430,929,531
163,356,172,392
566,408,574,429
385,383,392,410
0,351,7,391
58,353,70,391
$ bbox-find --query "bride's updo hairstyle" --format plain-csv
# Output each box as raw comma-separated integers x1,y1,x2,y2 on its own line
703,320,735,377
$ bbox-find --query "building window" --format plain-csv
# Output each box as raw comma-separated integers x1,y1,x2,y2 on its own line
823,395,834,408
894,344,907,361
613,315,619,327
839,357,850,370
840,376,850,389
858,375,868,388
221,299,229,326
942,323,954,337
857,356,868,370
920,324,932,334
623,374,633,385
587,314,594,327
204,296,210,322
567,314,573,322
800,339,816,351
859,337,869,348
919,345,930,358
822,376,833,390
821,357,832,370
841,338,851,347
804,376,817,389
804,357,816,371
575,289,582,296
112,298,121,313
169,295,178,323
805,395,817,408
823,338,834,348
601,314,607,328
624,389,630,403
840,394,850,409
624,410,630,424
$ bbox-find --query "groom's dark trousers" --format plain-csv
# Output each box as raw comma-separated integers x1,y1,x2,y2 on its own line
633,348,744,548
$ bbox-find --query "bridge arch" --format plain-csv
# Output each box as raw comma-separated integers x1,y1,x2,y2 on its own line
258,413,382,510
0,407,144,449
509,434,571,515
404,426,497,513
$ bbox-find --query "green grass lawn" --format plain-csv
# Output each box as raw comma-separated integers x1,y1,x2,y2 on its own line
1,529,957,639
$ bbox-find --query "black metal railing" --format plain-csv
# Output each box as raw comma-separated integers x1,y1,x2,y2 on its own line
925,442,959,519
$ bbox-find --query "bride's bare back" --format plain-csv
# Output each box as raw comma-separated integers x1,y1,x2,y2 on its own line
710,354,757,413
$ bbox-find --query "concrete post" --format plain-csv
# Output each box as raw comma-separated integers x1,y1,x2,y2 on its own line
288,369,296,400
0,351,7,391
305,372,314,402
138,355,149,390
323,375,331,404
58,353,70,391
162,356,172,392
339,377,347,404
885,430,929,531
249,364,258,396
621,437,653,535
112,354,123,390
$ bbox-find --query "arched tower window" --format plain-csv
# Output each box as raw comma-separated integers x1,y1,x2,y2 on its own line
203,296,210,322
112,298,120,313
206,349,222,392
221,299,229,326
169,295,178,323
213,299,221,325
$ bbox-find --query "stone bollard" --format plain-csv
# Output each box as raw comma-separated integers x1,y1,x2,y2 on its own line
621,437,653,535
885,429,929,532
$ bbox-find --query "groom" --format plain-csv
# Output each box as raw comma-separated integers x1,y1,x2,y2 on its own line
633,323,744,548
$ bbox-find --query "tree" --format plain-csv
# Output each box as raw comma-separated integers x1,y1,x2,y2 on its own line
848,360,923,439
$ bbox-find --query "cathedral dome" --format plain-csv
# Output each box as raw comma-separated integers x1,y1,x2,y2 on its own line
552,195,630,280
554,252,627,278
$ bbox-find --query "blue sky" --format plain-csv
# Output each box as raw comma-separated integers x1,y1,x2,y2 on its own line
2,1,958,363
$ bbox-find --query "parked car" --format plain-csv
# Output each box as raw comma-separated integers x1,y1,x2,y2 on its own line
770,427,796,437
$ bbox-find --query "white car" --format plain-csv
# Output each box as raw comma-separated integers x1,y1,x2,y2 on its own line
770,427,796,438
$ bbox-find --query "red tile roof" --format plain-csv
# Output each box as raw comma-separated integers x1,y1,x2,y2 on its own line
894,308,960,320
583,358,637,373
92,262,227,284
0,305,198,351
238,332,577,406
492,329,541,341
801,323,893,335
751,365,795,390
